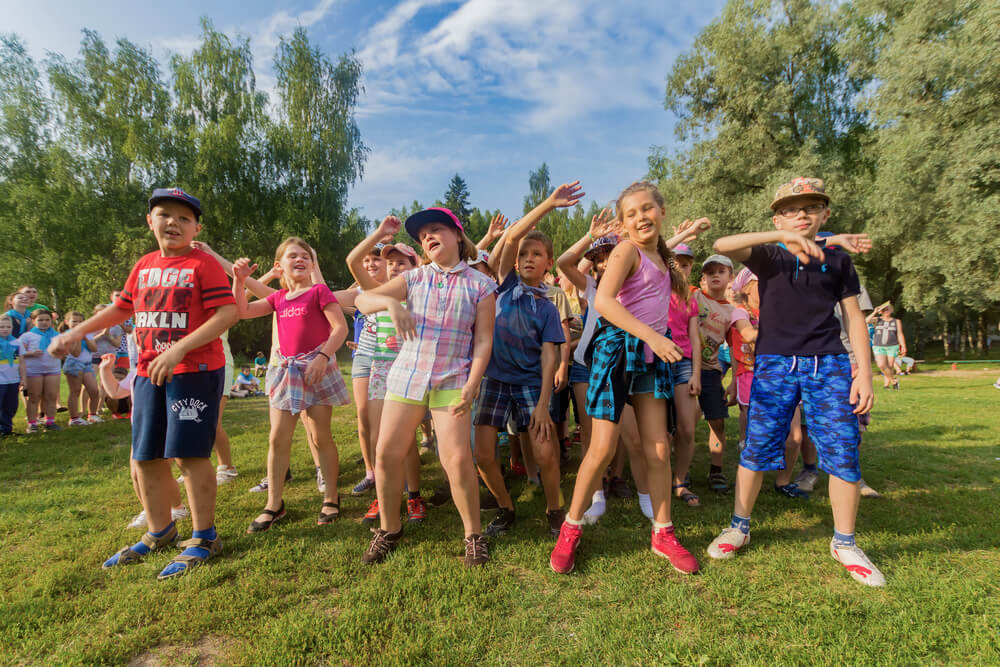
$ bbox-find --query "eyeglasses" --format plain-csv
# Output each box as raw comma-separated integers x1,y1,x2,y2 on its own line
778,204,827,217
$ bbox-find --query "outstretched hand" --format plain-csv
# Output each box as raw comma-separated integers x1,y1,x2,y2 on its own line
232,258,259,282
823,233,872,254
780,232,825,264
547,181,585,209
674,217,711,242
588,208,618,239
488,213,508,239
377,215,402,239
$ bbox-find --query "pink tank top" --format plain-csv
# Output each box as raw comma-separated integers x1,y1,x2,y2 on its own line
616,242,672,362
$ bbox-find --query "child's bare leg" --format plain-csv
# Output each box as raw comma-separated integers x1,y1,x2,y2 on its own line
733,465,765,518
527,430,561,511
671,387,697,488
66,374,83,419
375,401,426,534
24,376,42,423
254,408,297,522
776,407,803,487
474,424,512,509
432,406,481,537
619,406,648,494
353,377,374,474
41,374,59,419
509,431,523,468
176,457,216,531
521,433,538,479
211,396,232,468
738,405,748,444
83,373,100,416
405,442,420,494
135,458,177,532
631,394,672,524
567,418,621,521
829,476,860,534
707,418,726,467
302,404,339,504
571,383,592,457
610,436,627,479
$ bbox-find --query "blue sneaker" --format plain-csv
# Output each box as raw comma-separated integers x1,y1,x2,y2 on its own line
774,482,810,500
352,476,375,495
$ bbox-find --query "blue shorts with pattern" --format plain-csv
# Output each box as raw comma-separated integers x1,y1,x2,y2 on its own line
741,353,861,482
474,377,541,432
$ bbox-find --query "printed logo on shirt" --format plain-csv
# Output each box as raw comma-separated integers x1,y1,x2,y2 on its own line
134,311,189,329
279,305,307,319
138,267,195,289
171,397,208,422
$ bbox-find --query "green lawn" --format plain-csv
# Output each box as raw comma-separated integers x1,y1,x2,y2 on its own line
2,368,999,665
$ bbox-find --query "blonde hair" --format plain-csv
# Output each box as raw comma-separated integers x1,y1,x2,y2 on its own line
274,236,316,290
0,313,11,326
615,181,688,299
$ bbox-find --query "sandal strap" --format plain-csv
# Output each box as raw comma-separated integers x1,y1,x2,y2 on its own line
259,505,284,517
140,526,178,550
672,482,690,490
321,501,340,509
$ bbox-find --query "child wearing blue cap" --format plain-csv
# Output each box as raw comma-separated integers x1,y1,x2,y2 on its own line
706,177,884,587
50,187,238,580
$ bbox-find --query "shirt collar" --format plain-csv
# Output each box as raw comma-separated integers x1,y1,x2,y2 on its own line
429,260,469,275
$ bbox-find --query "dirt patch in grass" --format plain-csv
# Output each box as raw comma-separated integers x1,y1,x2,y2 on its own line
128,635,234,666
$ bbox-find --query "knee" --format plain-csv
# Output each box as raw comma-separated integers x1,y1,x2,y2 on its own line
376,442,406,469
534,442,556,468
644,442,670,464
473,444,495,468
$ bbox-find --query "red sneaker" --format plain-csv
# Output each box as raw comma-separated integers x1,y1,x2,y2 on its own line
406,496,427,523
549,521,582,574
651,525,700,574
510,462,528,477
362,499,380,526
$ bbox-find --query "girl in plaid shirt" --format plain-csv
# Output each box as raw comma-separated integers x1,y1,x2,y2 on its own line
355,208,496,567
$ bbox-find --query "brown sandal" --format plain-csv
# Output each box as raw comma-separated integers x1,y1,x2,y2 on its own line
156,536,223,580
317,501,340,525
102,524,179,568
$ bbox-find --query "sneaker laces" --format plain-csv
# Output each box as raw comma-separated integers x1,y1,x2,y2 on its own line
367,530,393,557
465,534,488,560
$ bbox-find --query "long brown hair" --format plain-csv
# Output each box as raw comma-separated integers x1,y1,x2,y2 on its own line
615,181,688,298
274,237,316,290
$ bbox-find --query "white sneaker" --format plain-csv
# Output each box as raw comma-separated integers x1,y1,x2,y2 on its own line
249,477,269,493
316,466,326,493
87,414,104,424
993,380,1000,389
859,479,882,498
69,417,89,426
127,511,147,529
216,465,238,485
175,473,185,484
171,506,189,521
830,540,886,587
637,492,654,520
794,469,819,493
707,527,750,559
582,490,606,525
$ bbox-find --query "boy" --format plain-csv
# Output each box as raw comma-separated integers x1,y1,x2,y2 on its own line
232,365,260,397
695,255,754,493
473,186,578,538
706,177,883,586
50,187,237,580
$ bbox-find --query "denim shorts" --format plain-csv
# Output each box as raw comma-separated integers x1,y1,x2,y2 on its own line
670,358,693,385
351,352,373,380
569,361,590,385
63,358,93,377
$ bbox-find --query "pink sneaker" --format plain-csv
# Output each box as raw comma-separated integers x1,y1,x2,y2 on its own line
651,525,700,574
549,522,582,574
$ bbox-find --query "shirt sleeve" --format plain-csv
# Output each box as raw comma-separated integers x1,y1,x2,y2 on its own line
540,302,566,344
315,284,338,309
549,288,572,322
265,290,281,310
199,255,236,309
730,307,750,326
116,262,141,313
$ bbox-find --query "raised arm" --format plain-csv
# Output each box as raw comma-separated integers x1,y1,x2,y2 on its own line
48,305,132,359
477,213,508,250
232,259,276,320
557,208,615,292
497,181,585,283
714,230,825,265
347,216,398,291
192,241,276,299
666,218,712,249
146,304,238,386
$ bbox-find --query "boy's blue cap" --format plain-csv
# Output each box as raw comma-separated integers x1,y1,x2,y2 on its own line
149,187,202,219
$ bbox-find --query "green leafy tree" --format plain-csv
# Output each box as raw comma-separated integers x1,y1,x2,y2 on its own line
443,174,472,224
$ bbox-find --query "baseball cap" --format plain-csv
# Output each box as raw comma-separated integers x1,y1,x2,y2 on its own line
701,254,733,270
584,234,619,260
469,249,490,266
674,243,694,258
769,177,830,212
382,243,418,264
404,207,464,241
149,187,202,219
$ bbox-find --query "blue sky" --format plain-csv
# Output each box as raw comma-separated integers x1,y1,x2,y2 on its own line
2,0,725,219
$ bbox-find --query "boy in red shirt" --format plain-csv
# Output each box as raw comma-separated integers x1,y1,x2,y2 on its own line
50,188,237,580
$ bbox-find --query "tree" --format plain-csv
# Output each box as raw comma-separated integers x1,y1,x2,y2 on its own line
443,174,471,224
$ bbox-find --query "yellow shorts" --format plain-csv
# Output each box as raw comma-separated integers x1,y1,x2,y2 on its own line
386,389,462,410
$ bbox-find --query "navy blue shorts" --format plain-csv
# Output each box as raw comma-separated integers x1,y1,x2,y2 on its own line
549,386,571,422
740,354,861,482
475,377,541,432
132,369,224,461
569,361,590,385
698,369,728,421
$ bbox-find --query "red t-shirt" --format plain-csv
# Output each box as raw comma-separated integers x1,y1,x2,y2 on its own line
726,305,759,377
116,248,235,376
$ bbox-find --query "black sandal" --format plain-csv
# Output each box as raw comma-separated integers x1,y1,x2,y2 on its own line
317,500,340,525
247,502,286,534
673,482,701,507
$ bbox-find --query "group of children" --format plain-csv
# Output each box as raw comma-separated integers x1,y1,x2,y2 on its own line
43,176,885,586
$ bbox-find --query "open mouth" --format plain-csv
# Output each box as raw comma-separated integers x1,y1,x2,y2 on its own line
636,221,654,233
427,240,441,252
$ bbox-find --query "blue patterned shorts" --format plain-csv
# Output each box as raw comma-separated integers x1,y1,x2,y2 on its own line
475,377,541,432
740,354,861,482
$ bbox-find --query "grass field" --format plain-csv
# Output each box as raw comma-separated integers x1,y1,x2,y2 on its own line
2,366,999,665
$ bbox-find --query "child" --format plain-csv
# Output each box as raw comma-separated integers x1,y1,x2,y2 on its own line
550,181,699,575
346,224,425,525
232,365,260,397
6,291,31,337
61,311,100,426
355,207,495,566
232,236,349,533
253,351,267,377
50,187,237,579
869,303,906,390
472,184,580,538
706,177,883,587
725,268,759,453
0,314,20,436
91,304,125,420
695,254,754,493
18,309,62,432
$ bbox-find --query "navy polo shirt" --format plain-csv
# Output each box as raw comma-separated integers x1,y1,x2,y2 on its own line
742,243,860,357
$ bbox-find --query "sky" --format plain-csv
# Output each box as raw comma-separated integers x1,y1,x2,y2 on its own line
1,0,726,219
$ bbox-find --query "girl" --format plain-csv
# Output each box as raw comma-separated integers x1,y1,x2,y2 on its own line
869,303,905,389
347,223,425,524
232,237,349,532
355,207,495,566
550,181,699,575
6,291,31,337
0,314,20,436
18,309,62,432
61,311,101,426
726,268,760,451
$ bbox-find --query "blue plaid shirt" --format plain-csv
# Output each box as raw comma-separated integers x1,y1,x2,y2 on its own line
585,320,674,423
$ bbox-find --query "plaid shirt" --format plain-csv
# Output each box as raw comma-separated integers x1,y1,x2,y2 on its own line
386,262,496,401
266,345,349,415
585,319,674,423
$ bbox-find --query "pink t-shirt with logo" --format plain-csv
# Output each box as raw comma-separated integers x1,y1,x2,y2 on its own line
265,284,338,357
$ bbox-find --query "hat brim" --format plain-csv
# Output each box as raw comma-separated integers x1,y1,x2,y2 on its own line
404,209,462,241
769,192,830,212
584,245,614,260
149,195,202,219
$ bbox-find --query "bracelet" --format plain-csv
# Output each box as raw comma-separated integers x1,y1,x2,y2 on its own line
317,351,330,361
588,233,596,241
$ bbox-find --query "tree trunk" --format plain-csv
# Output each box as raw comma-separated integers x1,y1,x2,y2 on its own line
958,322,965,359
977,314,986,352
965,319,975,353
943,321,950,358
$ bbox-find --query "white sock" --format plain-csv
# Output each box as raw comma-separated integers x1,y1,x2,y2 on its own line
652,520,673,531
583,490,606,524
638,492,654,519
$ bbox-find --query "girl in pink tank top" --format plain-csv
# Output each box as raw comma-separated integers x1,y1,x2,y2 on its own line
551,181,701,577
